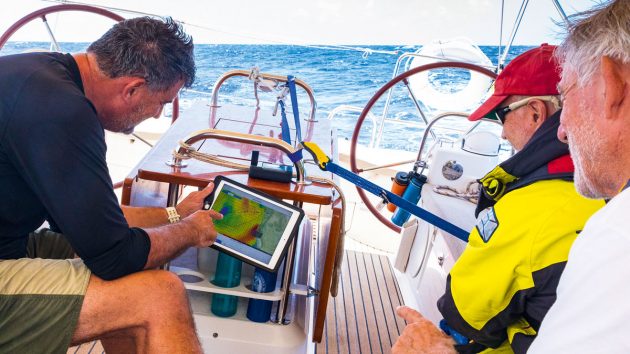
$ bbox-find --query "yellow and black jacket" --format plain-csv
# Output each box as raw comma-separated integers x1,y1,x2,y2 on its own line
437,111,604,354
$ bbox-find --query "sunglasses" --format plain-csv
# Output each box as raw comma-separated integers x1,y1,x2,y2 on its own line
493,96,561,124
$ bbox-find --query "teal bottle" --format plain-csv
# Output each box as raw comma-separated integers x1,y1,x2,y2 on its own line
391,173,427,226
211,252,242,317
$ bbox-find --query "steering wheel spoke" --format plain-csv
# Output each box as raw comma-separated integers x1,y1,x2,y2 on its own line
40,15,62,52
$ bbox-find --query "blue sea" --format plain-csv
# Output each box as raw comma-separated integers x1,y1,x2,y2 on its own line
1,43,531,150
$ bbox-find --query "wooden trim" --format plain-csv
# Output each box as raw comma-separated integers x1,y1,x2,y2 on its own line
120,177,134,206
312,204,343,342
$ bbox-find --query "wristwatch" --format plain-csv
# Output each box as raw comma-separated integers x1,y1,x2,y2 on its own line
165,207,180,223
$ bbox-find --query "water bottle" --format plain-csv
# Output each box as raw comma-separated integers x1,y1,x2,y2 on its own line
246,267,279,322
391,173,427,226
211,252,243,317
387,171,410,212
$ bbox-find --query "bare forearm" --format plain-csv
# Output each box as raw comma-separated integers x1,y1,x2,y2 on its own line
125,185,221,269
143,222,197,268
122,205,171,228
122,184,214,230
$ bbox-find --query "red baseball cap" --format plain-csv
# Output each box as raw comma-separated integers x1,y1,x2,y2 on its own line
468,44,561,121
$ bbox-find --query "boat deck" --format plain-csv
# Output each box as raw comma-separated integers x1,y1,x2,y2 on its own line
316,250,406,354
67,341,104,354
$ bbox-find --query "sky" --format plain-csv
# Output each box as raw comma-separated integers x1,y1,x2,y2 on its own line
0,0,604,45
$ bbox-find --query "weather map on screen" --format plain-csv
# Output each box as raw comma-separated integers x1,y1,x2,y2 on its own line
211,185,291,255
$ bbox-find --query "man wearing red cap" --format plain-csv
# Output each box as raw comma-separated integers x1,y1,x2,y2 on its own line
392,44,603,354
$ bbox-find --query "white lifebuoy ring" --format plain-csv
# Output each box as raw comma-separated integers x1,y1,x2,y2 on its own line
407,38,494,112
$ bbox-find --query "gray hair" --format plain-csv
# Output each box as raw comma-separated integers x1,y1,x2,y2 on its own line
556,0,630,87
87,17,195,92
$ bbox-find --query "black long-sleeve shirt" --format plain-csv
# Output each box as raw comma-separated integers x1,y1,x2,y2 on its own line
0,52,150,280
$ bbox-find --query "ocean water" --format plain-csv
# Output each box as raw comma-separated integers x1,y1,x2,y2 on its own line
1,43,531,151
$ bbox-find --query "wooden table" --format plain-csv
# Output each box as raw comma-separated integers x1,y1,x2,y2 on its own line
121,101,342,343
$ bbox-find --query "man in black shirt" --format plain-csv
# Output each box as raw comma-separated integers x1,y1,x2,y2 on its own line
0,17,220,353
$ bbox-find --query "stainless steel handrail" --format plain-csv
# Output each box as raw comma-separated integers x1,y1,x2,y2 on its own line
415,112,503,166
210,69,318,122
416,112,470,164
169,129,307,184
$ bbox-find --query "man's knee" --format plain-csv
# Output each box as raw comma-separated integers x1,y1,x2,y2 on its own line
85,269,189,316
141,270,189,306
78,270,192,337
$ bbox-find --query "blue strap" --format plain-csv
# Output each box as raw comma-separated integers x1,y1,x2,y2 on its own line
278,100,292,145
324,160,469,241
439,320,470,345
287,75,302,143
287,150,303,164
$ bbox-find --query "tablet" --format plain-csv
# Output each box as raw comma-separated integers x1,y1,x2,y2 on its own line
203,176,305,272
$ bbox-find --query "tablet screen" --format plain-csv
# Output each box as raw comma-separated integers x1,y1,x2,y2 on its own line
210,183,294,264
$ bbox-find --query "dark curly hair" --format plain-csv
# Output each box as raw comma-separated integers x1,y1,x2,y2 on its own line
87,17,195,91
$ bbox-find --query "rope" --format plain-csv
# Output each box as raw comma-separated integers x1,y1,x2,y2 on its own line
432,180,480,205
43,0,399,57
173,142,250,171
304,45,398,56
250,67,262,107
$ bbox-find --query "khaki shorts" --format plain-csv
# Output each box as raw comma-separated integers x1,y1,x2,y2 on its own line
0,229,91,354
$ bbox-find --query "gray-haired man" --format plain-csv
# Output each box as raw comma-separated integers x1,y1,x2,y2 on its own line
530,1,630,351
0,17,220,353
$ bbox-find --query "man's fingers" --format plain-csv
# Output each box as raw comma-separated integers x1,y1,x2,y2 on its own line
206,209,223,220
199,182,215,196
396,306,425,324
